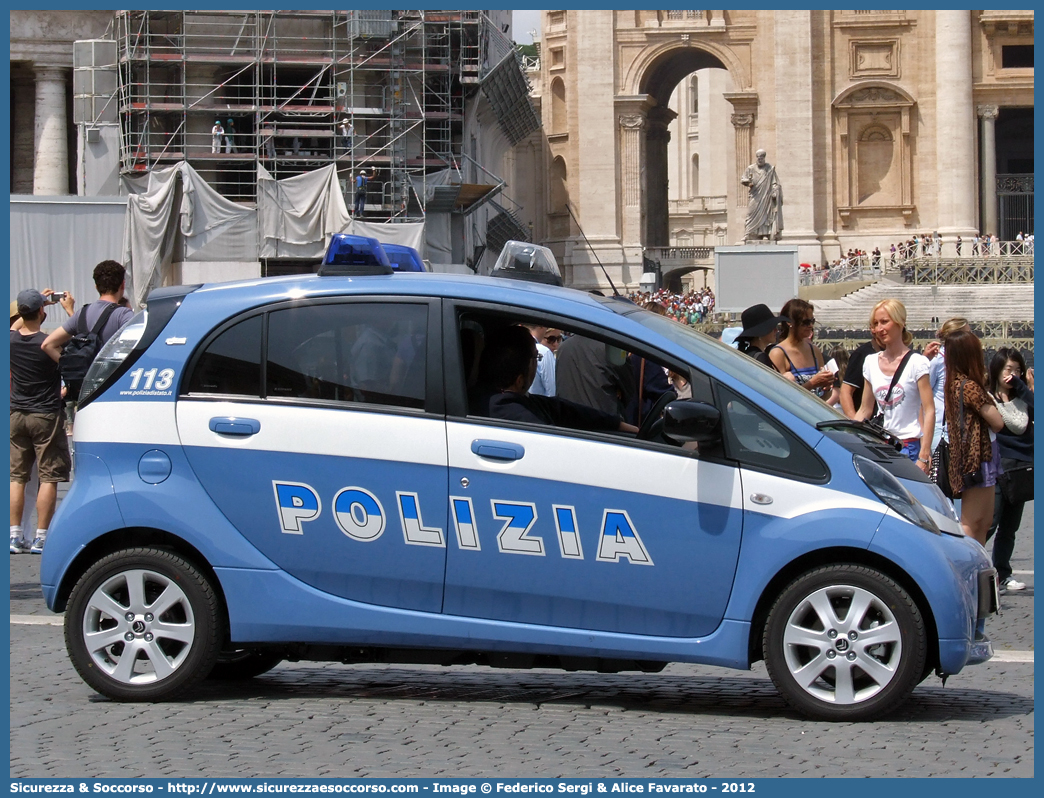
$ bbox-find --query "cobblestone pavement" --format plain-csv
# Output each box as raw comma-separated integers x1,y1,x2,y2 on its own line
9,507,1033,779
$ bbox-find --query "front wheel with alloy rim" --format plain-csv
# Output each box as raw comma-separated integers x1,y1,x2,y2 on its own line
64,548,222,701
763,564,927,721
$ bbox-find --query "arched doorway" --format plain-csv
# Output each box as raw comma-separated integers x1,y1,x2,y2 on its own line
665,69,733,250
638,47,730,247
662,265,712,294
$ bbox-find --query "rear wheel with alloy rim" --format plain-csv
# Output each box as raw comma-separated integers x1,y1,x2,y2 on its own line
763,564,927,721
64,548,222,701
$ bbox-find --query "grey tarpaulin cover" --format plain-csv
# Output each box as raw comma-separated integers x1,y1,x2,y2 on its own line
342,219,426,256
122,162,254,307
10,196,127,328
258,162,352,259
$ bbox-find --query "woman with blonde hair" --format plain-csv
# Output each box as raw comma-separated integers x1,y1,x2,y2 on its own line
768,298,833,398
855,299,934,470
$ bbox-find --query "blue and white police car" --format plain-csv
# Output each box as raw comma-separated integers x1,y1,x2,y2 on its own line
42,250,997,721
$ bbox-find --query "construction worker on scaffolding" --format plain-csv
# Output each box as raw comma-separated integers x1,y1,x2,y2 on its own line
354,168,374,217
224,118,236,153
211,120,224,154
339,118,354,157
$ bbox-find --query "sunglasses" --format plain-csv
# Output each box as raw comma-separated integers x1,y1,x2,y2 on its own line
799,318,816,327
543,335,563,344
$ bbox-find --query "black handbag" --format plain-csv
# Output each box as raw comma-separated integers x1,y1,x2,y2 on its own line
999,459,1033,504
931,439,954,499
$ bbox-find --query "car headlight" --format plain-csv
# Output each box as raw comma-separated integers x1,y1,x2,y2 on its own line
853,454,940,534
79,310,148,404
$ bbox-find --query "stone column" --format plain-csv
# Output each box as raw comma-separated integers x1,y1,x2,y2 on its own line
645,106,676,247
724,91,758,243
935,11,977,239
977,104,999,237
11,66,36,194
730,113,755,206
573,11,616,240
33,65,70,195
772,11,818,251
618,113,646,247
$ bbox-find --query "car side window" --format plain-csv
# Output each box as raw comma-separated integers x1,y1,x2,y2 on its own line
454,311,706,454
185,315,262,396
717,384,827,480
266,303,426,410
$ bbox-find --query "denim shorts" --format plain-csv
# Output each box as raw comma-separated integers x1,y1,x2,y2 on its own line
900,439,921,464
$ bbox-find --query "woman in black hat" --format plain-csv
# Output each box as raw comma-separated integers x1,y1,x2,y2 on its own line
735,303,789,367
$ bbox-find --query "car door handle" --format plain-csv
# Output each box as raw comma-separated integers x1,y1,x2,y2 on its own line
209,417,261,437
471,439,525,461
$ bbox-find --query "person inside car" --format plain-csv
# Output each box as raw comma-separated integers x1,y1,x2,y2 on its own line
478,325,638,433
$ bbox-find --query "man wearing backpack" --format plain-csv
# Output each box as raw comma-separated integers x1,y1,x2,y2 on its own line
11,289,73,554
353,168,373,217
42,260,134,400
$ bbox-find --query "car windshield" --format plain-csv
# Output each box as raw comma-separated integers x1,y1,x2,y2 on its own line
604,300,843,428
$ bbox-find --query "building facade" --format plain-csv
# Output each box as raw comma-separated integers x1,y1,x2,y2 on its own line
10,10,536,275
526,9,1034,289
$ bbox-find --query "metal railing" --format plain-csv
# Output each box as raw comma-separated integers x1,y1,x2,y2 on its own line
906,259,1034,285
885,238,1033,265
800,257,882,286
797,240,1034,286
810,323,1034,365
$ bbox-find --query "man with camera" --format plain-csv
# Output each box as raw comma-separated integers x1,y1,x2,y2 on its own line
10,288,75,554
41,260,133,369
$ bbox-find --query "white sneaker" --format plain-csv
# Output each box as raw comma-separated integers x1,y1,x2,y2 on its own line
28,537,45,555
1000,576,1026,592
10,535,28,554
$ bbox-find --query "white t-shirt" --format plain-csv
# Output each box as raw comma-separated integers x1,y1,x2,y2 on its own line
863,352,930,440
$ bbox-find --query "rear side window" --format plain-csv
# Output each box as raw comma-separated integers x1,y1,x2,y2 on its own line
185,315,262,396
185,302,427,411
266,303,427,409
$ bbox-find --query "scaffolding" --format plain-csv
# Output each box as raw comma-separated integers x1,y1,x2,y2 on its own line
113,9,533,221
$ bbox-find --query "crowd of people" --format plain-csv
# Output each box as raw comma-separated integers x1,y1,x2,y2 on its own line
885,232,1034,262
797,232,1036,286
730,295,1033,597
628,288,715,325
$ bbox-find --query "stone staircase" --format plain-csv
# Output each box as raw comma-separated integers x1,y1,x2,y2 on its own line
810,278,1035,329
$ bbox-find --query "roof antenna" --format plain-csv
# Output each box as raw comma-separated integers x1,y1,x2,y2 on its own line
566,202,621,297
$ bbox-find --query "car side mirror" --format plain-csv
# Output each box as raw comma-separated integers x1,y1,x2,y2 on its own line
662,401,721,444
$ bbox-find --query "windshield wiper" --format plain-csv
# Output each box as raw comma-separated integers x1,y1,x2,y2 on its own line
816,419,903,451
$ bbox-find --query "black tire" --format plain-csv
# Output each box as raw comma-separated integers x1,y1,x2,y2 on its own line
64,548,222,701
762,564,927,721
208,649,283,680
